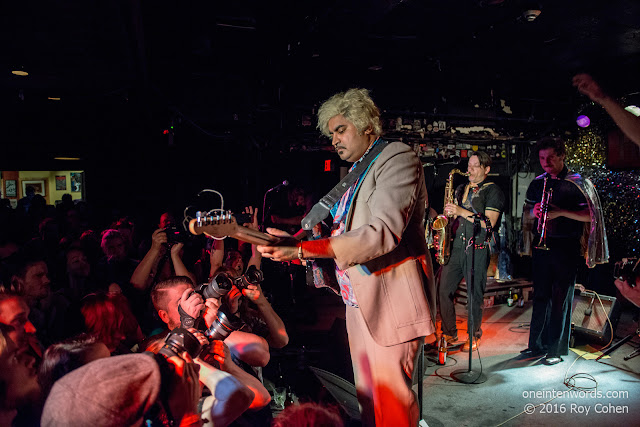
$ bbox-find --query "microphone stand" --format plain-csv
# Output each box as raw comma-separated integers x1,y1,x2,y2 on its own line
261,191,269,232
451,214,487,384
261,182,288,232
596,327,640,361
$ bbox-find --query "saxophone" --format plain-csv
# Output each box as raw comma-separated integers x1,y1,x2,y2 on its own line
429,169,469,265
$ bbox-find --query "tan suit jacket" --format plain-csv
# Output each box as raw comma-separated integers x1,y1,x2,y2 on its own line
330,141,436,346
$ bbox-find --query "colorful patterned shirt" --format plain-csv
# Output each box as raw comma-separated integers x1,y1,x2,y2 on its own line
330,138,382,307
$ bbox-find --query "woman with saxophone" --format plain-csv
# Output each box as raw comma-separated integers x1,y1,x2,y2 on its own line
520,137,608,365
438,151,505,351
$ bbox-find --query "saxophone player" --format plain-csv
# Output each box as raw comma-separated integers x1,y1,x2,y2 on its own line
439,151,505,351
520,137,608,365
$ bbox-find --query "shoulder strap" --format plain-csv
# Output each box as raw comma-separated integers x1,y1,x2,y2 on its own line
301,140,390,231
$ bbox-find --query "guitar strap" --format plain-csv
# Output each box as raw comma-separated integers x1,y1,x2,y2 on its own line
301,139,390,231
301,139,390,291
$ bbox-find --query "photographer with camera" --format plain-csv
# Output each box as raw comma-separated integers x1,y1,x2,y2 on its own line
150,276,271,374
41,348,203,426
144,328,259,426
216,265,289,349
148,276,272,424
204,206,263,282
615,277,640,307
131,225,197,292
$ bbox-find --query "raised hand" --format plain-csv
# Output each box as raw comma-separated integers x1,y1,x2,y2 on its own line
242,283,267,306
170,242,185,256
242,206,259,230
573,73,607,103
203,297,222,328
166,352,202,424
151,228,168,251
179,288,205,319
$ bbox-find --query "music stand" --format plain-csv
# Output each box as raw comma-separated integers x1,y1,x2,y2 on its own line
451,214,487,384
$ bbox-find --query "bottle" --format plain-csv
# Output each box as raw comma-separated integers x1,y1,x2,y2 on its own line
284,386,295,408
437,336,447,365
569,323,576,348
518,292,525,308
507,288,514,307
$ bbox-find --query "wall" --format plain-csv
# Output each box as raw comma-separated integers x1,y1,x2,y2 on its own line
1,170,84,205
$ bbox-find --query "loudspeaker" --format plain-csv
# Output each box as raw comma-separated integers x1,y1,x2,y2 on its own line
571,291,619,343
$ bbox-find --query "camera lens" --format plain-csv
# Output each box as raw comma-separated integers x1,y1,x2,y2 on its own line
158,327,203,360
199,273,234,299
205,307,245,341
242,265,264,286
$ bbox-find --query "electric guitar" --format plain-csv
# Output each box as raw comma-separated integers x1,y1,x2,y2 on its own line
188,212,297,247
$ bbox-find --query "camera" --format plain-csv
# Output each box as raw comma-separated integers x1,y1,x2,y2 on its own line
204,305,246,341
614,258,639,288
158,327,203,360
196,265,264,299
163,226,191,245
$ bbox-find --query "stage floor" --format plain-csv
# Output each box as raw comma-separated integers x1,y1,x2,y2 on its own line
266,282,640,426
421,302,640,427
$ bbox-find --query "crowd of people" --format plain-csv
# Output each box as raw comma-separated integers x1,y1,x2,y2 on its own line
0,190,349,426
1,73,638,426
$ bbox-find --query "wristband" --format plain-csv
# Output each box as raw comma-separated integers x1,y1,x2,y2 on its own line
298,243,314,262
178,303,196,328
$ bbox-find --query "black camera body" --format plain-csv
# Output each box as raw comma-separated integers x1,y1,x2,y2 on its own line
158,327,203,360
163,226,191,245
614,258,639,288
175,266,263,347
196,265,264,299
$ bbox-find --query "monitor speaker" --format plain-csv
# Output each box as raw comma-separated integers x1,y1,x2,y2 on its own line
571,291,618,343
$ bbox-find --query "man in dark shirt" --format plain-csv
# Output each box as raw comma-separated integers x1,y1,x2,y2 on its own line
439,151,505,351
521,137,594,365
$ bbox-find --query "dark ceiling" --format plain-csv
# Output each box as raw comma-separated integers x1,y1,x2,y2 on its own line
2,0,640,166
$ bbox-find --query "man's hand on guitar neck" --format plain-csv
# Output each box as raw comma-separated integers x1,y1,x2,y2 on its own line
257,227,335,262
257,228,298,262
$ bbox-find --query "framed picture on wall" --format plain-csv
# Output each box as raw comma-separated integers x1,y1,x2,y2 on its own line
5,179,17,197
70,172,83,193
22,180,46,197
55,175,67,190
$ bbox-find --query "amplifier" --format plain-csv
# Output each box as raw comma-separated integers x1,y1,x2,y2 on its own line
571,291,618,343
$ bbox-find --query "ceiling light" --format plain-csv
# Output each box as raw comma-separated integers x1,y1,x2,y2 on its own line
624,105,640,117
48,97,61,101
12,70,28,76
54,157,81,161
368,65,383,71
576,115,590,128
523,9,541,21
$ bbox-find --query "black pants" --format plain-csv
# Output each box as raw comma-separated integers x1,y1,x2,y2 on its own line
528,240,581,356
439,237,489,339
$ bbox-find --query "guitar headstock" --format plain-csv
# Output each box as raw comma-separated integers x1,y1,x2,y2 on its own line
188,212,239,239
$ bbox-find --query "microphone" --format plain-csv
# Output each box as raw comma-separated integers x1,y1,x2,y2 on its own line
262,180,289,231
584,296,595,316
266,180,289,193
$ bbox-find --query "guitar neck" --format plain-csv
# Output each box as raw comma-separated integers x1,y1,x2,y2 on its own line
188,217,297,247
231,226,283,246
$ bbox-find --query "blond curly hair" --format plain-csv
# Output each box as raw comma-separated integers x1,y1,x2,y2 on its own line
317,88,382,138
